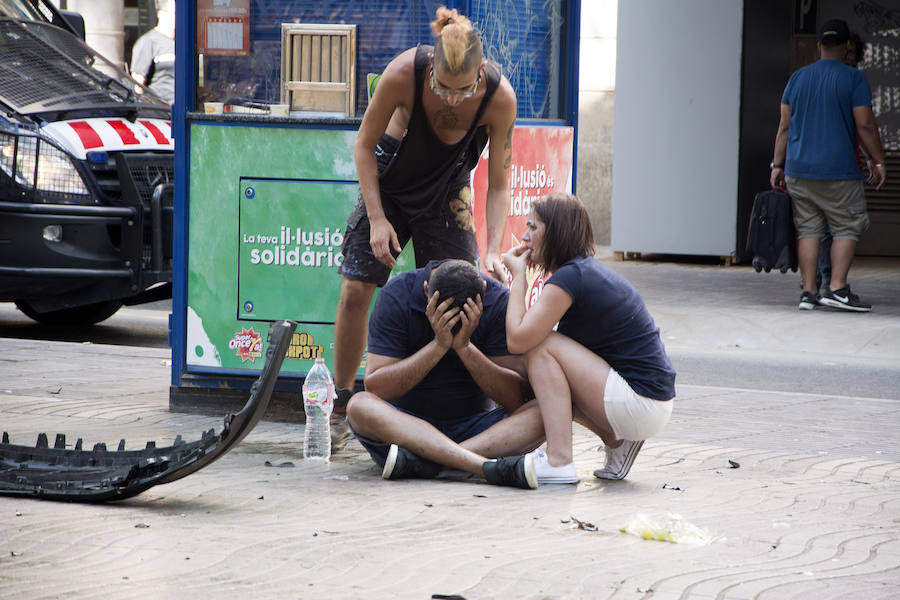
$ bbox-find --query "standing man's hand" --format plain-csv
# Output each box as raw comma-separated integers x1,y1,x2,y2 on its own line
483,251,506,283
369,217,402,268
771,103,790,190
870,161,887,190
770,166,785,189
483,78,516,285
353,49,414,271
865,159,877,185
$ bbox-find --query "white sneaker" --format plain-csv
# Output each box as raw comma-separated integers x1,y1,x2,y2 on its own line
593,440,644,480
530,448,579,484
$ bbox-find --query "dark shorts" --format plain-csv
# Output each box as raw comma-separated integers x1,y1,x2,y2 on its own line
347,405,509,467
337,135,480,286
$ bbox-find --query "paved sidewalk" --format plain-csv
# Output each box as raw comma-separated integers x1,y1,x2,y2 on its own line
1,257,898,599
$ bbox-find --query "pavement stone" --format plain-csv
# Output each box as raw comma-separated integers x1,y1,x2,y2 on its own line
1,256,899,599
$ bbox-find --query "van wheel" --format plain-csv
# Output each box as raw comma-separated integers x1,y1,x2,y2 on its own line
14,300,123,325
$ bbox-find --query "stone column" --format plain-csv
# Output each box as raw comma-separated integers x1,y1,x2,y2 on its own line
66,0,126,71
578,0,617,246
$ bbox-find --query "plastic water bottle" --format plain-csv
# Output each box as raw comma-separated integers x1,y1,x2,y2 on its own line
302,358,334,461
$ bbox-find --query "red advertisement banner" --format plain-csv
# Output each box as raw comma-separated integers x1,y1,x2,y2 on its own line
471,126,574,302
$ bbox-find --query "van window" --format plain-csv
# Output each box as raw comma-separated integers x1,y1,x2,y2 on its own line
0,0,43,21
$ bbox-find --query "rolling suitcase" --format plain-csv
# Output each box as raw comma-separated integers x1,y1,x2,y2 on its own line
746,186,797,273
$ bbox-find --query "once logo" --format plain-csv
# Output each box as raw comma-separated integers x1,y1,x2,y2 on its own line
229,327,262,362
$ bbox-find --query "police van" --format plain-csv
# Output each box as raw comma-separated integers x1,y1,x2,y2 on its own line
0,0,173,324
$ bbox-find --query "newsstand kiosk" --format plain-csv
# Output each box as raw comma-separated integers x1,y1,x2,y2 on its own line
169,1,581,416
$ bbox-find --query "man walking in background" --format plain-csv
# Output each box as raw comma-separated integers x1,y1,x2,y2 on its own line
770,18,886,312
131,0,175,105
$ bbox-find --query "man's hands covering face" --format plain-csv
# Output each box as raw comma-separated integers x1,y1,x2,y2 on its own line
426,291,483,351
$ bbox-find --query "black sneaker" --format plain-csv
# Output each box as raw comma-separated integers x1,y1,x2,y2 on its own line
798,291,819,311
820,285,872,312
482,454,538,489
382,444,441,480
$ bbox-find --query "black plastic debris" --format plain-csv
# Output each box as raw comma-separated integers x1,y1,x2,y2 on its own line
0,320,297,503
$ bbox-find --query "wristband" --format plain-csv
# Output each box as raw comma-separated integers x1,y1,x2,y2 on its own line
770,161,784,169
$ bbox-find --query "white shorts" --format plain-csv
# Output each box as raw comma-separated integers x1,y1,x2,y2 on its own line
603,368,673,441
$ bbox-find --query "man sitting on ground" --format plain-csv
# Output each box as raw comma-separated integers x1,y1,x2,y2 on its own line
345,259,544,489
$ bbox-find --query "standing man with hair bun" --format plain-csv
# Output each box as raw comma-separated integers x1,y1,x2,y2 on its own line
130,0,176,105
332,6,518,408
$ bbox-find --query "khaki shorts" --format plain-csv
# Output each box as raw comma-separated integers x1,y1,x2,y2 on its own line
785,176,869,240
603,369,673,441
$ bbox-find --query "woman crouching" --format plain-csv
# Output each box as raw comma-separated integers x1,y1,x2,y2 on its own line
502,193,676,484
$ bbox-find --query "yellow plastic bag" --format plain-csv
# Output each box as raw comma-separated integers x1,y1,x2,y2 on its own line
620,512,716,546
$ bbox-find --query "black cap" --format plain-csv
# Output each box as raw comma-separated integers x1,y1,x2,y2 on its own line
818,19,850,44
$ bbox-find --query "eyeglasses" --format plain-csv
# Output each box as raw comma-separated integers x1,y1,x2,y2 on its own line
430,68,481,100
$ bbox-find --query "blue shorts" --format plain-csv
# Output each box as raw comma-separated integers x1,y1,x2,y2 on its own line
348,405,509,467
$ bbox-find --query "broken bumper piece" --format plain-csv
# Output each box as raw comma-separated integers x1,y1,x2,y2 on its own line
0,320,297,502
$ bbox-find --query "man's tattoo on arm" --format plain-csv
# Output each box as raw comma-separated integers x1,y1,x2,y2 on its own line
503,123,513,170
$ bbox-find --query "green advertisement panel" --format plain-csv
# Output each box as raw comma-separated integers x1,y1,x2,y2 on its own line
238,179,357,323
186,122,413,378
186,124,360,375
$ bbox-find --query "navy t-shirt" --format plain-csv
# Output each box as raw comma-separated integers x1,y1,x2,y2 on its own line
547,256,676,401
367,260,510,420
781,59,872,180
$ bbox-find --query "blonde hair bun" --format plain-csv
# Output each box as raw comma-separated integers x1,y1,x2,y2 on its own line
430,6,481,74
431,6,472,35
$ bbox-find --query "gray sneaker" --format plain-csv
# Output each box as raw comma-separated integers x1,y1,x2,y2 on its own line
593,440,644,480
382,444,441,480
329,389,355,454
329,416,355,453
